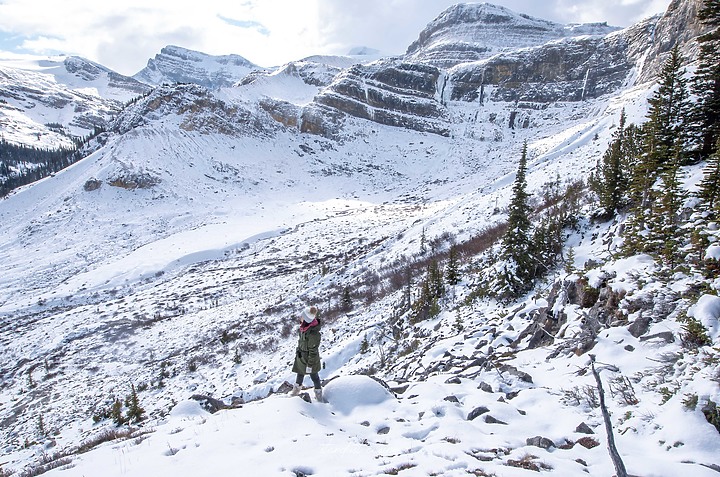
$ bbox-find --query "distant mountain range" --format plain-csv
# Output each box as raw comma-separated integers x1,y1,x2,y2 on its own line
2,2,718,476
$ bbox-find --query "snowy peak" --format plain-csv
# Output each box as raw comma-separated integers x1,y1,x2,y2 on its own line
406,2,621,67
133,45,258,89
0,54,149,147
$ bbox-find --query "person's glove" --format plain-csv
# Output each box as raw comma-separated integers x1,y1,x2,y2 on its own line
306,367,312,374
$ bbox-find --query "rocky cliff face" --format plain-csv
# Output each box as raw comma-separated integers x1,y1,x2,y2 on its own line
0,56,149,147
62,56,150,97
301,59,450,137
635,0,707,83
114,83,277,137
445,18,657,103
405,3,620,68
291,1,702,138
134,45,257,89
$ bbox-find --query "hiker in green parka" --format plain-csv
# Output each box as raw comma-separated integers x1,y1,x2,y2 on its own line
290,305,324,401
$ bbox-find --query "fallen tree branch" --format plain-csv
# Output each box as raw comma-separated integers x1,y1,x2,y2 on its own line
589,354,628,477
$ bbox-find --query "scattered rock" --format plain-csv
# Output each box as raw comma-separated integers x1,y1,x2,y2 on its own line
499,364,533,383
526,436,556,449
444,395,460,403
624,344,635,352
505,391,520,400
639,331,675,343
484,415,508,425
575,422,595,434
390,384,410,395
467,406,490,421
190,394,229,413
445,376,462,384
276,381,294,394
577,436,600,449
627,314,651,337
299,392,312,403
377,426,390,435
360,421,370,427
83,178,102,191
478,382,493,393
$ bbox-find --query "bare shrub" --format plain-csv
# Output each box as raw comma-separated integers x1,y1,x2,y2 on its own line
610,375,639,405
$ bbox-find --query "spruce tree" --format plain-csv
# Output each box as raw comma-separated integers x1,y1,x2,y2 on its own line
596,121,625,214
645,45,690,166
698,137,720,211
111,398,125,426
341,286,353,312
592,110,635,214
446,244,460,286
411,259,444,323
647,147,687,268
497,141,534,298
690,0,720,158
125,384,145,424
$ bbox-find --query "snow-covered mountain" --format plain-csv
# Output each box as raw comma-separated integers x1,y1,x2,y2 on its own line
1,1,719,476
0,54,150,148
133,45,258,89
405,3,621,68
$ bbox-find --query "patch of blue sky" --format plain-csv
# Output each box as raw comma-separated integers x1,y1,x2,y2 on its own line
0,32,26,51
217,14,270,36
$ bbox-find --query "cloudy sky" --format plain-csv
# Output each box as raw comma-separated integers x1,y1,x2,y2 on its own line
0,0,672,76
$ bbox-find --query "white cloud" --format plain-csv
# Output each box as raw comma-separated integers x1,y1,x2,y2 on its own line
0,0,672,76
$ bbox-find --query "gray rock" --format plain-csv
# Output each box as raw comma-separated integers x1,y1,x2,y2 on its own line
628,314,651,337
478,382,493,393
190,394,228,413
639,331,675,343
526,436,556,449
484,415,508,425
499,364,533,383
467,406,490,421
575,422,595,434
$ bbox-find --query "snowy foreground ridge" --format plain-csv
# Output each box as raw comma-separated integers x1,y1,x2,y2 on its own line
1,1,720,476
36,336,720,477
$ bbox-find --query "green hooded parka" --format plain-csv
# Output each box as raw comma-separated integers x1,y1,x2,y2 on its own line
292,318,322,374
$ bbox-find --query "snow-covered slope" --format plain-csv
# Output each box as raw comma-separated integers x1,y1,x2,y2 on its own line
0,54,149,147
0,1,718,476
133,45,257,89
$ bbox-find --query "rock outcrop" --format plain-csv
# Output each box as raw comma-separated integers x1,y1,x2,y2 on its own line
406,3,620,68
300,59,450,137
134,45,257,89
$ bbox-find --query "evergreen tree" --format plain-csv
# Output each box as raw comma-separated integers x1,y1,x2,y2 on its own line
595,113,627,214
111,398,125,426
341,286,353,312
690,0,720,158
647,147,687,267
446,244,460,286
125,384,145,424
498,141,534,297
428,259,445,299
411,259,444,323
644,45,691,165
698,137,720,211
591,110,638,214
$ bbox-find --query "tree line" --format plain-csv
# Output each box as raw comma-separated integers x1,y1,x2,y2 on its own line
0,126,105,197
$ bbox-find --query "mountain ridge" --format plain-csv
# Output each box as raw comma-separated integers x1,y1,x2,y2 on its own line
0,1,719,475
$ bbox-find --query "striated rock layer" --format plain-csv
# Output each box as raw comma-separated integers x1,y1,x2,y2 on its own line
134,45,257,89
